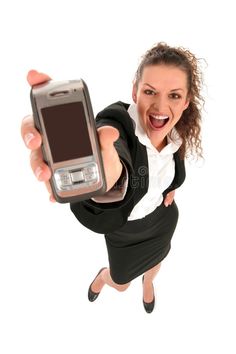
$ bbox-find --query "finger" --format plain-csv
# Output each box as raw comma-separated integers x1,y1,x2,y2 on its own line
97,126,120,151
164,194,171,207
49,194,56,203
21,115,42,150
164,192,175,207
30,149,55,202
45,181,56,203
27,70,51,87
30,148,51,182
164,197,170,207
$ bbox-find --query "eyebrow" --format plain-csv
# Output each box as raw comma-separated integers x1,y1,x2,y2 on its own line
144,83,184,92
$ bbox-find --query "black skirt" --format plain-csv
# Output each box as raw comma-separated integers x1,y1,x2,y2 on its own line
105,200,179,284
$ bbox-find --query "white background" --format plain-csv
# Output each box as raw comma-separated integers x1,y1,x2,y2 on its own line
0,0,235,353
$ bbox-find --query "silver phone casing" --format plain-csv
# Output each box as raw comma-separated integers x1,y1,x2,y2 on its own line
31,80,106,203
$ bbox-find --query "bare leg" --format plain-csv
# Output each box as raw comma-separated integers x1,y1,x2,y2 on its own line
91,268,130,293
143,263,161,303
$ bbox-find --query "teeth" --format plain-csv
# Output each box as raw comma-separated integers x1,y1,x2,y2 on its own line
151,115,169,120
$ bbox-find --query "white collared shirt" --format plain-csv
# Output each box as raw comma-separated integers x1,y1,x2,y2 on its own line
127,103,182,220
92,103,182,220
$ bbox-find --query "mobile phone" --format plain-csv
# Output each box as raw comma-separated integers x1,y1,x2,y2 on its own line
30,79,107,203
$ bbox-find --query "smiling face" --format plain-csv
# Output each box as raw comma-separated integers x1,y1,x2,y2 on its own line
132,64,190,150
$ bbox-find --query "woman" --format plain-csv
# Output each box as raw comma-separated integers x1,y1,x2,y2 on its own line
21,42,203,313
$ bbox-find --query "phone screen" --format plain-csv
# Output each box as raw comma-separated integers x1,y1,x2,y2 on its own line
41,102,93,163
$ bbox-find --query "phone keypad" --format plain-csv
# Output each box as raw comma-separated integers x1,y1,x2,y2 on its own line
54,163,98,191
59,173,72,186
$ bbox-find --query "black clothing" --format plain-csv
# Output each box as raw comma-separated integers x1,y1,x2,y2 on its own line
70,102,185,283
105,201,179,284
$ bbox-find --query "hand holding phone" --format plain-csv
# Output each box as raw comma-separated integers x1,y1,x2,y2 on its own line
22,71,122,203
30,78,107,203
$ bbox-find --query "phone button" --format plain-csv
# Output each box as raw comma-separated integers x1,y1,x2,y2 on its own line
59,172,72,186
84,171,97,182
71,170,85,183
84,165,97,182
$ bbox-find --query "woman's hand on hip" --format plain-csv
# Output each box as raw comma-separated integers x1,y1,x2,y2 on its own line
164,190,175,207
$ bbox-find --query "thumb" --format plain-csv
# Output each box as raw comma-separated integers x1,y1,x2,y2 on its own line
27,70,51,87
97,126,120,150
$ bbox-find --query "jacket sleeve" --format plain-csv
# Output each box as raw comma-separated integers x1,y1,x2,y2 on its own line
91,160,128,203
70,115,136,234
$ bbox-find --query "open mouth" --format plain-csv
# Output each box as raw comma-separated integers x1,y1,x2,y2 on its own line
149,114,169,130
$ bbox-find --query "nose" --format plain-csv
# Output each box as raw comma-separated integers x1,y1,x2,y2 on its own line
152,95,168,114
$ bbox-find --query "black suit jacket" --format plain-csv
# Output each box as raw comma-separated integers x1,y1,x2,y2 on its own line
70,102,186,234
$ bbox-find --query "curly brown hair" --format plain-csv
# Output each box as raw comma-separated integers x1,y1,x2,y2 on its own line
134,42,204,160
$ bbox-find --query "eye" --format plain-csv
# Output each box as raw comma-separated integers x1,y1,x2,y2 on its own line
144,89,156,96
169,93,182,99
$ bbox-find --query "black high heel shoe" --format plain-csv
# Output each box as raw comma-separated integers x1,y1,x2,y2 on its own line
88,267,107,302
142,275,155,313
